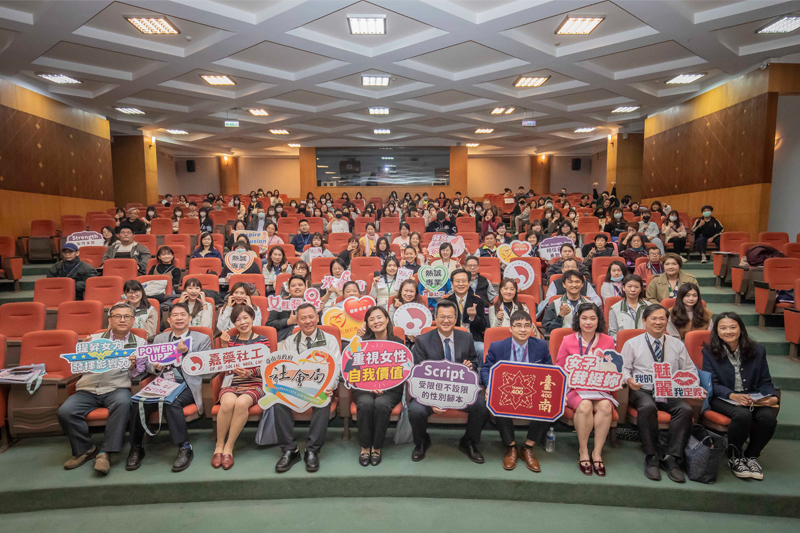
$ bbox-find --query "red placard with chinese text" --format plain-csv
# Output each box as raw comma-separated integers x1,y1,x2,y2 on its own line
486,361,566,421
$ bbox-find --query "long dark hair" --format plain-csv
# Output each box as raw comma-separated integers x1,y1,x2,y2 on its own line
707,312,756,361
604,260,628,282
380,256,400,281
494,278,522,314
670,282,708,329
362,306,402,342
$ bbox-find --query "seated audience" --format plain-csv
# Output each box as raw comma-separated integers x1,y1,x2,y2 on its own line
123,280,158,341
192,232,222,260
542,271,590,334
662,210,687,257
634,247,664,288
608,274,648,340
463,255,497,307
218,281,263,331
445,269,487,354
102,227,151,275
666,283,713,340
691,205,724,263
148,246,181,292
646,253,697,303
266,275,308,341
599,260,628,303
47,243,97,300
290,219,313,254
370,256,400,308
176,277,214,328
263,246,292,295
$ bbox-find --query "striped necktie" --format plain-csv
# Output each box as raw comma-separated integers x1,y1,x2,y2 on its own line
653,338,663,363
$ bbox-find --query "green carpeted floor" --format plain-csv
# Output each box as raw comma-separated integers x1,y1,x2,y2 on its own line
3,498,800,533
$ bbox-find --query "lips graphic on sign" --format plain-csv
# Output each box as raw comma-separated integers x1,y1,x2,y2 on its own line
418,265,449,292
259,349,336,412
672,371,698,387
224,251,256,274
505,260,536,290
393,302,432,336
343,295,375,322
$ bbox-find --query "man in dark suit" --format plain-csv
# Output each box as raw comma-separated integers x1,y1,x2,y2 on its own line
409,300,488,463
482,310,552,472
445,269,486,355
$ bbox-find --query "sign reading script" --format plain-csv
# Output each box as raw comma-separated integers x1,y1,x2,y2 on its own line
407,360,480,410
486,361,566,421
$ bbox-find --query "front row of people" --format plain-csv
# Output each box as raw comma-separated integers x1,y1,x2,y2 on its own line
57,299,778,482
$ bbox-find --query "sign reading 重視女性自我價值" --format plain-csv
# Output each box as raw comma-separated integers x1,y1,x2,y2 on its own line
341,339,413,391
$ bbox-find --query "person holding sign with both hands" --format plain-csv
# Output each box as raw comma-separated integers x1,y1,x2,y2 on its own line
556,303,617,476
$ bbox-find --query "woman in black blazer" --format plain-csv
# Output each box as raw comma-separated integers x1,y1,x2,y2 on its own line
702,312,778,480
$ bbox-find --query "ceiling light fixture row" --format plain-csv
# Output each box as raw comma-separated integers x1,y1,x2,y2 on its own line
611,106,640,113
666,73,705,84
248,108,269,116
288,144,300,147
369,107,390,114
374,129,391,134
466,143,479,147
491,107,516,115
514,75,549,88
125,17,180,34
362,75,390,86
574,127,596,133
757,16,800,34
270,129,289,135
166,129,188,134
115,107,145,114
555,16,604,35
348,14,386,35
475,128,494,134
201,75,235,86
37,73,81,84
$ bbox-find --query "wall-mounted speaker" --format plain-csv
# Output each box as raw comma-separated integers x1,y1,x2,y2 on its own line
571,158,581,171
186,160,196,173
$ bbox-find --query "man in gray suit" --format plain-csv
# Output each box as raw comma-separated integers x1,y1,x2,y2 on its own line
408,299,489,463
125,302,211,473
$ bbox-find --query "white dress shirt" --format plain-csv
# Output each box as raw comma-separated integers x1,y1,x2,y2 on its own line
620,332,697,391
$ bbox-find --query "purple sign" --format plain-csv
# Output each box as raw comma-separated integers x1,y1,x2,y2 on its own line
136,338,191,365
538,236,575,262
66,231,104,248
408,360,480,409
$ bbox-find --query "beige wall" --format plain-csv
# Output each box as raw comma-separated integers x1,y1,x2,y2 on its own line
467,156,530,198
174,157,220,195
239,157,301,198
157,153,179,196
590,150,608,193
551,156,593,194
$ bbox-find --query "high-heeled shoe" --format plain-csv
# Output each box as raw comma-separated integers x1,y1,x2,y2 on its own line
593,459,606,477
579,459,593,476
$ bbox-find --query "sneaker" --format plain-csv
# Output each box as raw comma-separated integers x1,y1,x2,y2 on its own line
729,456,752,479
700,254,708,263
746,457,764,480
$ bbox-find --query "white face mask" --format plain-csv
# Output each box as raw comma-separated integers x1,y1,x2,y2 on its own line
669,215,678,221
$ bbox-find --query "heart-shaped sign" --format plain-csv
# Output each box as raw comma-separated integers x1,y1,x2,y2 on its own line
343,295,376,322
418,265,449,292
496,244,516,265
259,348,335,412
393,302,432,336
505,260,537,290
511,240,532,257
224,251,256,274
322,306,362,341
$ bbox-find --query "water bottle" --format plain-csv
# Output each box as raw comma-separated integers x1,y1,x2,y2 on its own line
545,427,556,453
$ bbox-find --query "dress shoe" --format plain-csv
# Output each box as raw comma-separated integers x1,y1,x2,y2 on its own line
359,452,370,467
64,445,98,470
304,449,320,472
370,451,381,466
125,446,145,471
172,447,194,472
93,452,110,475
521,446,541,472
459,438,485,464
211,453,223,469
592,460,606,477
503,446,518,471
411,433,431,462
221,454,234,470
579,460,593,476
660,456,685,483
275,448,301,473
644,454,661,481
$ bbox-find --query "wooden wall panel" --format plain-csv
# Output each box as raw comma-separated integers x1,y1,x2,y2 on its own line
643,183,770,238
530,154,551,194
0,190,114,238
607,133,643,201
642,93,777,198
218,156,239,196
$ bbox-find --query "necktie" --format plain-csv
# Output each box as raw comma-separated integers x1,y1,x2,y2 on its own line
653,339,663,363
444,338,452,362
306,336,313,350
458,298,464,315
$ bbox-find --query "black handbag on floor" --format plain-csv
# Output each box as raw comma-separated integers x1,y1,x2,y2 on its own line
684,425,727,484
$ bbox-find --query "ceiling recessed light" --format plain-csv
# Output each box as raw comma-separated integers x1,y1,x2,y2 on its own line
248,108,269,116
381,156,394,160
317,165,328,168
37,73,81,84
757,16,800,34
288,143,300,148
556,16,604,35
491,107,505,115
369,107,390,115
201,75,235,86
115,107,145,115
348,14,386,35
325,171,335,174
125,17,179,35
374,129,391,134
165,129,188,135
270,129,289,135
475,128,494,134
514,75,550,88
611,106,640,113
466,143,480,147
574,127,596,133
666,73,705,84
362,75,390,86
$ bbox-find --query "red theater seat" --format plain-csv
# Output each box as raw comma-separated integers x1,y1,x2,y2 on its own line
754,258,800,327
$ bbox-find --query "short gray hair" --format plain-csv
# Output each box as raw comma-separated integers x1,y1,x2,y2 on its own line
109,302,135,317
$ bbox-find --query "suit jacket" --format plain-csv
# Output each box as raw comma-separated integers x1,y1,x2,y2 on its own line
412,328,477,370
702,343,776,399
645,271,698,304
481,337,551,386
471,274,492,306
150,330,212,414
445,290,486,342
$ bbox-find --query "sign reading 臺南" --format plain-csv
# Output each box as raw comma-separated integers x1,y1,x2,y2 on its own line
341,339,413,391
486,361,566,420
407,360,480,410
258,348,337,412
634,362,705,400
60,338,135,374
182,343,269,376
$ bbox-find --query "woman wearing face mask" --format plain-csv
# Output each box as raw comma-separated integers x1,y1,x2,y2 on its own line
546,209,564,235
198,208,214,233
171,207,183,233
667,282,713,340
599,261,629,303
604,207,627,238
327,209,350,234
264,206,278,225
221,240,263,279
662,210,687,258
143,206,158,231
691,205,723,263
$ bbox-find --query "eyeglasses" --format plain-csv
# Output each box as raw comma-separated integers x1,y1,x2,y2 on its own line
110,315,134,321
437,315,456,322
511,323,532,329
